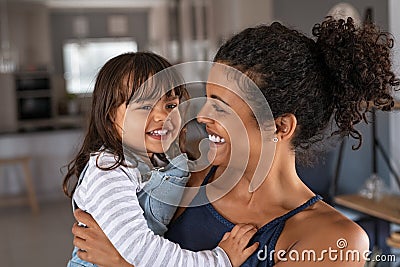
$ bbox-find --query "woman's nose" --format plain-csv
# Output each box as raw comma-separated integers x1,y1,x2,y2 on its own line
197,103,214,124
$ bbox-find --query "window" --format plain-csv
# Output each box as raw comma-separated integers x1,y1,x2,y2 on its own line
63,38,137,95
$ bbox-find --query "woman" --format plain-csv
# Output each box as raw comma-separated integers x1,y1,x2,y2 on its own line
71,17,399,266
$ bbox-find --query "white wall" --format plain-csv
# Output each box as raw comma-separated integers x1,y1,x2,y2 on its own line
212,0,273,43
5,2,52,70
148,1,169,58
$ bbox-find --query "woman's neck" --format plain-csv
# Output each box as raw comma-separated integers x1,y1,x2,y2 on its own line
218,147,314,208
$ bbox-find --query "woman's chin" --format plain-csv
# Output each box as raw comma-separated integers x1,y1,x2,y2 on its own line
207,142,230,166
207,152,229,166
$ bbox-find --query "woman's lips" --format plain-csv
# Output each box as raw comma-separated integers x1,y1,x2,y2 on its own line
206,128,226,144
208,134,225,144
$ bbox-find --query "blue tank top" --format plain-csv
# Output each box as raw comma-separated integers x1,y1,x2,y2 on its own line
165,166,322,267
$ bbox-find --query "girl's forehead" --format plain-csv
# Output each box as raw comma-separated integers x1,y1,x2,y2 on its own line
129,82,169,102
130,87,180,105
158,93,179,102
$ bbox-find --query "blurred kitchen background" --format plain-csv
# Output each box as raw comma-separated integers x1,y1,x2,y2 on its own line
0,0,399,266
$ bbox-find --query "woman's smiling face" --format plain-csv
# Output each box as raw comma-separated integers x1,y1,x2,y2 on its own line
197,66,263,168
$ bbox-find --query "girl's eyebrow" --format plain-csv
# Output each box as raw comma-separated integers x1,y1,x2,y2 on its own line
166,95,179,101
131,100,155,106
210,94,230,106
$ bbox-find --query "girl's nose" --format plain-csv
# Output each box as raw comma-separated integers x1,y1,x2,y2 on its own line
153,107,168,122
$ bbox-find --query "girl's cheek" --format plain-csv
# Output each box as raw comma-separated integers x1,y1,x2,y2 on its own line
169,111,182,140
169,108,181,125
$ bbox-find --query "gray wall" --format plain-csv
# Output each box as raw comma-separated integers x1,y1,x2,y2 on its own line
273,0,388,34
389,0,400,193
273,0,391,195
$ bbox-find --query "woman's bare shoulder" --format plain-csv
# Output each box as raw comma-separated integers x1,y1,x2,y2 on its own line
277,200,370,266
310,201,368,244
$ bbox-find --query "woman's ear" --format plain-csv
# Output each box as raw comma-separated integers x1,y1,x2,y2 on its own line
274,114,297,141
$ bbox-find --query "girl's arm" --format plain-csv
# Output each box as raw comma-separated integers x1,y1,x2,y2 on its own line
74,165,257,267
72,214,133,267
73,210,258,267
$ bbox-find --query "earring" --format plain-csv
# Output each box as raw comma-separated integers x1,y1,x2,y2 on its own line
272,137,278,143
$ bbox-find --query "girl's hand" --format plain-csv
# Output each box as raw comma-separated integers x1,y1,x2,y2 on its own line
218,224,259,267
72,209,134,267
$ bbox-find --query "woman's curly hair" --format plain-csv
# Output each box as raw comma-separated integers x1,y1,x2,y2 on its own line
214,17,399,164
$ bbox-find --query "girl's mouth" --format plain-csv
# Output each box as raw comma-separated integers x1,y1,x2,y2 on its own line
147,129,169,140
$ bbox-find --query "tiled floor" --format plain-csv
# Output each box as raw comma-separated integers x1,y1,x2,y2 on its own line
0,199,75,267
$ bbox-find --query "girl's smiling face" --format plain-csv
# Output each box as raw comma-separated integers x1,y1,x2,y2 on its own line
121,93,181,157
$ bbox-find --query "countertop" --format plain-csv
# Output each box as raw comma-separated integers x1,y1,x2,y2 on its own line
0,116,85,136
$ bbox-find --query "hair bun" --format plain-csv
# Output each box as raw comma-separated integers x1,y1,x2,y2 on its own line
312,17,399,148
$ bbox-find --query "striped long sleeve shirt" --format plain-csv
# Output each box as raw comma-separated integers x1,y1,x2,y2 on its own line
73,152,231,267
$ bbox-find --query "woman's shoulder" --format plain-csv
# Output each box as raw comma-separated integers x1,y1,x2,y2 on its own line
278,200,369,266
307,200,368,244
297,200,367,241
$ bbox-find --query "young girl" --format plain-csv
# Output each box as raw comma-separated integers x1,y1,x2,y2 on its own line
63,52,258,267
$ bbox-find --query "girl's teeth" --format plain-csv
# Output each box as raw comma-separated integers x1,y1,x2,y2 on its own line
208,134,225,143
151,130,168,136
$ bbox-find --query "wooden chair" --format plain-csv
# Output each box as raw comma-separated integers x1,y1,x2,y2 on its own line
386,231,400,249
0,156,40,214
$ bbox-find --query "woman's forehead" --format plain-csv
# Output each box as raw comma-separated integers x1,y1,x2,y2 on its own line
206,83,253,116
205,81,242,102
207,65,247,96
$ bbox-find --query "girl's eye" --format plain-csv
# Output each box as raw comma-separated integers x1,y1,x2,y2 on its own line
140,105,152,110
212,103,225,113
166,103,178,109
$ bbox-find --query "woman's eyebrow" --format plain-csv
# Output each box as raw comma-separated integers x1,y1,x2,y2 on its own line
210,94,230,106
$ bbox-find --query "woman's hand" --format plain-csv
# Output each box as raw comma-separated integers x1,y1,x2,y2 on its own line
72,209,134,267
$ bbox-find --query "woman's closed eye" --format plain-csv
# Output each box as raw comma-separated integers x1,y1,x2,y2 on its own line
212,103,226,113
